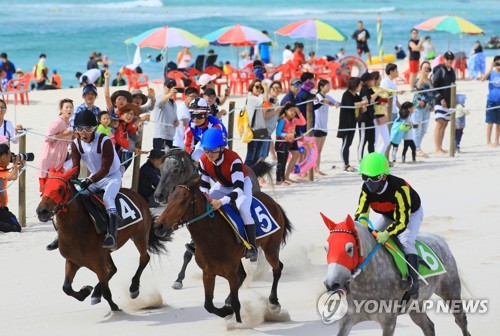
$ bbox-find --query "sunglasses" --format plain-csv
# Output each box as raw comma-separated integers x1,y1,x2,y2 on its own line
361,174,383,182
76,126,96,134
192,114,206,120
271,86,282,91
291,83,301,87
203,147,223,154
495,63,500,67
0,107,6,111
254,85,263,90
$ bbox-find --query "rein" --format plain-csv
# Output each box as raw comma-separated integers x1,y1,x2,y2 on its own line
48,177,84,216
176,185,215,227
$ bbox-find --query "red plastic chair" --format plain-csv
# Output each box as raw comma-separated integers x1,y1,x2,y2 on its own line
203,66,227,96
6,73,33,105
453,57,467,80
122,68,149,90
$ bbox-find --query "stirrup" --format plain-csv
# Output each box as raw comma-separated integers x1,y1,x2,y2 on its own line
102,234,117,250
245,247,258,262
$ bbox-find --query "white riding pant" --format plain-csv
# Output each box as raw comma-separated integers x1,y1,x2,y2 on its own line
372,206,423,255
209,176,254,225
85,170,122,212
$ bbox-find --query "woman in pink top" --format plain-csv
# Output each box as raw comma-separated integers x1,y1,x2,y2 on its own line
38,98,74,191
275,102,306,186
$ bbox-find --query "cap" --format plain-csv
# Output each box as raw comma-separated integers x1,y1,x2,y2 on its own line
290,77,301,85
148,149,164,159
109,112,120,120
198,73,217,87
15,68,24,74
110,90,133,105
130,89,148,105
444,51,455,60
203,88,216,96
360,72,372,82
82,84,98,95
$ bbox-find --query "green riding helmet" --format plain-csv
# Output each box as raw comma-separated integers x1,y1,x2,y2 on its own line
359,152,390,177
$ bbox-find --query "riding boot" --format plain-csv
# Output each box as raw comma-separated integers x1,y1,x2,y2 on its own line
46,217,59,251
102,213,118,250
405,254,420,299
244,224,258,262
185,240,196,255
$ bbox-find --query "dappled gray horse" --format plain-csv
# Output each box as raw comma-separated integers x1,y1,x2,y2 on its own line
322,215,471,336
154,148,272,289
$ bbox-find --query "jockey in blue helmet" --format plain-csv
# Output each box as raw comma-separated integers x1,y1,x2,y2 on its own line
198,128,257,261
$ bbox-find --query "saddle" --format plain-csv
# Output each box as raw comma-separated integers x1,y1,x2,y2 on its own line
221,197,280,245
81,190,143,234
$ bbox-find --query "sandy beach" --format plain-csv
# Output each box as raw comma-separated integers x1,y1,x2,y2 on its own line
1,59,499,335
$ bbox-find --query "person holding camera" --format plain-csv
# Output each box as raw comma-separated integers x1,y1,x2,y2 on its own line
0,143,23,233
0,99,24,145
152,78,179,150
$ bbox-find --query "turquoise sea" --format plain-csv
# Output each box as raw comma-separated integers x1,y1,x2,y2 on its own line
1,0,499,88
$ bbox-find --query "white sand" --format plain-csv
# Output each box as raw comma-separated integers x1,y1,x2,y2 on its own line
1,69,499,335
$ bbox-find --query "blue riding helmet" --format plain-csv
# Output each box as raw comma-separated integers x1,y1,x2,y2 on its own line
201,128,227,150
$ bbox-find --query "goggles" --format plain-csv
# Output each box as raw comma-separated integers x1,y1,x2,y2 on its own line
76,126,96,134
192,113,207,120
361,174,383,182
203,147,223,154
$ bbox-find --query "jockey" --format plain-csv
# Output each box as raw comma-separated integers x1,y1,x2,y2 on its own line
72,109,122,250
354,152,423,299
184,97,228,161
198,128,257,261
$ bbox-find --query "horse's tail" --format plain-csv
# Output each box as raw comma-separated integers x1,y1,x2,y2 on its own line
147,214,171,255
277,203,293,246
251,160,274,180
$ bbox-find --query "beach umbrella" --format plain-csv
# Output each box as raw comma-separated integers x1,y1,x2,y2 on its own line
376,18,384,61
125,26,208,49
203,24,271,46
415,15,484,49
275,19,347,41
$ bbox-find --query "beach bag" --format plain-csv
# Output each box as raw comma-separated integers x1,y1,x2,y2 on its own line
250,107,269,139
237,108,253,144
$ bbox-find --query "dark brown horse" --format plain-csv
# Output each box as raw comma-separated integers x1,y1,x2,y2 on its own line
154,176,292,323
36,167,169,311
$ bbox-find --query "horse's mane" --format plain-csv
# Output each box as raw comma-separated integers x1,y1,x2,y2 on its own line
164,148,191,160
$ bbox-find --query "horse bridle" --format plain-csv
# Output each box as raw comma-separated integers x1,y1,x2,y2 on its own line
45,176,81,216
171,184,214,228
165,152,187,174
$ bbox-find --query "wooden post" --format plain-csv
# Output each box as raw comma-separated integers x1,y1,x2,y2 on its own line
306,102,314,181
18,135,26,227
228,101,235,150
384,96,394,160
449,84,457,157
131,140,142,192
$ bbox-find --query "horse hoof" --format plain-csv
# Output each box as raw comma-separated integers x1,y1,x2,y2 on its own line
268,303,281,313
172,282,183,290
130,289,140,299
91,296,101,305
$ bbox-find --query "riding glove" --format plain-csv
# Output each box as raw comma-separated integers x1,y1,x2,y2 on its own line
79,178,93,190
376,230,390,244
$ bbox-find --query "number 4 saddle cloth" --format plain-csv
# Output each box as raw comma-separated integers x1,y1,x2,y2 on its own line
221,197,281,242
81,189,143,234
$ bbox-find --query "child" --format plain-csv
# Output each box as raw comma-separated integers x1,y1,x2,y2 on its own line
203,88,226,119
455,94,469,152
0,144,22,233
390,102,414,163
108,112,120,145
275,103,306,186
114,103,143,171
313,79,339,175
96,111,112,136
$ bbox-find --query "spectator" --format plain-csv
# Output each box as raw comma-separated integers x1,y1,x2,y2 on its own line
252,60,266,80
204,88,226,119
38,99,74,190
177,47,192,69
0,143,22,233
337,77,366,172
198,73,230,107
244,79,268,166
336,48,346,61
50,69,62,89
111,72,126,87
379,63,401,153
357,72,376,161
70,84,101,127
114,103,143,171
33,53,48,89
131,88,156,116
173,87,199,149
482,56,500,147
152,78,179,150
77,68,102,86
239,51,252,70
0,99,23,145
104,71,133,115
205,49,217,67
263,81,283,162
412,61,434,157
421,36,436,60
0,53,16,81
293,43,306,66
280,78,301,106
138,150,164,208
408,29,424,89
87,52,99,70
433,51,456,155
390,101,414,163
258,30,272,64
395,45,406,60
96,111,112,136
352,21,371,63
282,45,293,64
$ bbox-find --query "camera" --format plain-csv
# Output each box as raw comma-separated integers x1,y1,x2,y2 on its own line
11,152,35,162
176,87,184,93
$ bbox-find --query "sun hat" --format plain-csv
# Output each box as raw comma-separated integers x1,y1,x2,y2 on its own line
110,90,133,106
130,89,148,105
198,73,217,87
117,103,140,117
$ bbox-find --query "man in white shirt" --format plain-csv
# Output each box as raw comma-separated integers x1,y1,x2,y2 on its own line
173,87,199,149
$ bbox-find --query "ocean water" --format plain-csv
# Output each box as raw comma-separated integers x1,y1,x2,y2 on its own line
1,0,499,88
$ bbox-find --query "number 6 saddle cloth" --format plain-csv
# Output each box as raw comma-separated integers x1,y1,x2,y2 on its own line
221,197,280,242
81,189,143,234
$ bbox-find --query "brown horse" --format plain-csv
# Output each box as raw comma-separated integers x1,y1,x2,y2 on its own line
154,176,292,323
36,167,169,311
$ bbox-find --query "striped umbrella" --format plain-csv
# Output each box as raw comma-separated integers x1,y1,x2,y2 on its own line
376,18,384,60
125,26,208,49
203,24,271,46
275,19,347,41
